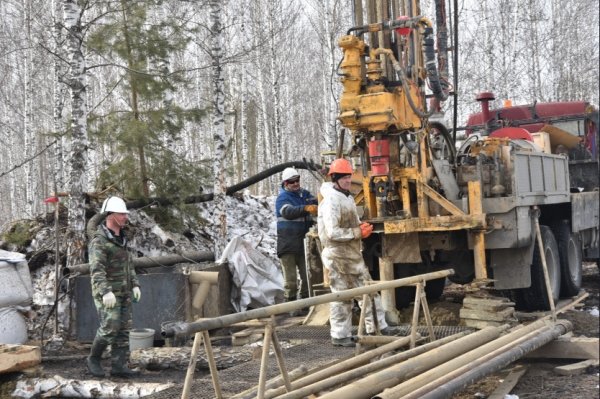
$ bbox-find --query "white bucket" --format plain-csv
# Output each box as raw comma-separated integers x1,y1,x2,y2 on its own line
129,328,155,351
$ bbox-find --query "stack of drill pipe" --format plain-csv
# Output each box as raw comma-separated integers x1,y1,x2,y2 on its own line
381,319,572,399
306,325,508,399
269,332,474,399
230,366,309,399
263,334,419,399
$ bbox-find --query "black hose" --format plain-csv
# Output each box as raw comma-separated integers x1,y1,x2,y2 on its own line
452,0,459,144
122,160,322,210
423,27,449,102
429,121,456,163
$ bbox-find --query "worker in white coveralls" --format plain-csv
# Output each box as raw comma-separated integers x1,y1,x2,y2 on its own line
318,158,389,347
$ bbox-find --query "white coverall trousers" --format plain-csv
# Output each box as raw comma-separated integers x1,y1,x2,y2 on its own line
327,266,388,339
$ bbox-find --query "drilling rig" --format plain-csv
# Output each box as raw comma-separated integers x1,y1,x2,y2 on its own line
306,0,599,325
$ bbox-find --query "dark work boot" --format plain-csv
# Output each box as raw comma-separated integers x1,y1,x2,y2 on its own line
86,337,109,377
110,346,140,378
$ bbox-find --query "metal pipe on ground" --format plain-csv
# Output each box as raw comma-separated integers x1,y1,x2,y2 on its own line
65,251,215,275
315,325,507,399
162,270,454,337
266,334,419,399
416,320,573,399
352,335,410,346
375,319,572,399
230,366,309,399
272,332,467,399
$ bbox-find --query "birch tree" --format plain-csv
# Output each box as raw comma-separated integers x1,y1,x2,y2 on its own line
63,0,88,266
209,0,228,257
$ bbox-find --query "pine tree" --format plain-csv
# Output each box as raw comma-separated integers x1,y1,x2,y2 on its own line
86,0,208,200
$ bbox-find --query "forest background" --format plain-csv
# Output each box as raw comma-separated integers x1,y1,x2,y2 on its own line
0,0,598,264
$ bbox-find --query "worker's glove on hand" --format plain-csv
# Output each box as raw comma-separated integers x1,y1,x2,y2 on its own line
360,222,374,239
304,205,318,216
132,286,141,303
102,292,117,309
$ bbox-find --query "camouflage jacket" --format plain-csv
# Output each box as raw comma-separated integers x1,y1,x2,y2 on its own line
88,223,139,298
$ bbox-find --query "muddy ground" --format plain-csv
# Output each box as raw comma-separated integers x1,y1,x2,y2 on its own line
1,263,598,399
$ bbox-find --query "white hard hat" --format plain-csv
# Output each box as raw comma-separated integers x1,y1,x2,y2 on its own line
100,196,129,214
281,167,300,183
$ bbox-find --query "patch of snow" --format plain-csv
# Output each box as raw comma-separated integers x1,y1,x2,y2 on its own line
588,307,599,317
504,395,519,399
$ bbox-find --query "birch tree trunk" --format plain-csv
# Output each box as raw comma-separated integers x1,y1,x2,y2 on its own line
24,0,34,217
52,0,65,192
268,1,282,165
63,0,88,267
209,0,228,258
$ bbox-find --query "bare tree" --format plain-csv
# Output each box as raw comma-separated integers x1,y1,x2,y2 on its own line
63,0,89,266
209,0,228,258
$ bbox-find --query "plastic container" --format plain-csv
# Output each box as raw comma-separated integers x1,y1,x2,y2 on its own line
129,328,155,351
0,307,28,344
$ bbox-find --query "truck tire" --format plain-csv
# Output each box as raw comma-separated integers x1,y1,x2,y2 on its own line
552,219,582,297
516,225,561,311
394,264,446,309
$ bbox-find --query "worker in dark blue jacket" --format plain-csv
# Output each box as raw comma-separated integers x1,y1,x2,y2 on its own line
275,167,317,306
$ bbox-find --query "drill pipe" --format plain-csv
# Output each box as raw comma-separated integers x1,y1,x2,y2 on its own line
162,269,454,337
271,332,466,399
416,320,573,399
65,251,215,275
265,335,417,399
315,325,507,399
375,319,571,399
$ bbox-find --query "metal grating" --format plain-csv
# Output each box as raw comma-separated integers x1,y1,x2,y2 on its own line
143,324,474,399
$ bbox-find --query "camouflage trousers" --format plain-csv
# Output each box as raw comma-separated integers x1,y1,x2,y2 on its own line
279,253,309,301
93,295,132,350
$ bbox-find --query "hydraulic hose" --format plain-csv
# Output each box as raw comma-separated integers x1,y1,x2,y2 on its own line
121,160,322,210
423,26,449,102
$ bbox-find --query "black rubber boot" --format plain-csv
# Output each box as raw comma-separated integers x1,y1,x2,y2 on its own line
110,346,140,378
86,337,108,377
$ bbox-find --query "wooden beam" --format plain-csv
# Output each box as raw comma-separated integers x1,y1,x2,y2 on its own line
0,344,41,374
554,359,600,376
488,365,528,399
526,337,599,360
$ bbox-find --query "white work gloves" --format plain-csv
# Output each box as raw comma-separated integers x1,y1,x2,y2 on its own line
102,292,117,309
132,287,141,303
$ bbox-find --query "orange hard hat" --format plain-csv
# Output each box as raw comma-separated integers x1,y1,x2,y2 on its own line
328,158,353,175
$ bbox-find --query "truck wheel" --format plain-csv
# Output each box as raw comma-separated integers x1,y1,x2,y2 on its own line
394,265,416,309
517,225,561,311
393,264,447,309
552,220,582,297
425,278,446,303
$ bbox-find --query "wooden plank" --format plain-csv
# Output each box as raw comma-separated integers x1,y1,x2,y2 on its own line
462,296,515,311
303,304,330,326
554,359,600,376
488,365,528,399
526,337,599,360
459,307,515,322
0,344,41,374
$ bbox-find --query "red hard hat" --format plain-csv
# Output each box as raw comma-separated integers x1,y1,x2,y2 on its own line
328,158,353,175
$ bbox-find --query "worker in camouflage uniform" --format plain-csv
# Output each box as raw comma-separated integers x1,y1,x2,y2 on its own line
318,159,389,347
86,196,141,378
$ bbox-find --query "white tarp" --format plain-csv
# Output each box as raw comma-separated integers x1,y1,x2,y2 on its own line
218,237,284,312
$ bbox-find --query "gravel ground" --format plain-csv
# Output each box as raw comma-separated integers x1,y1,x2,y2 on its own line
1,263,598,399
